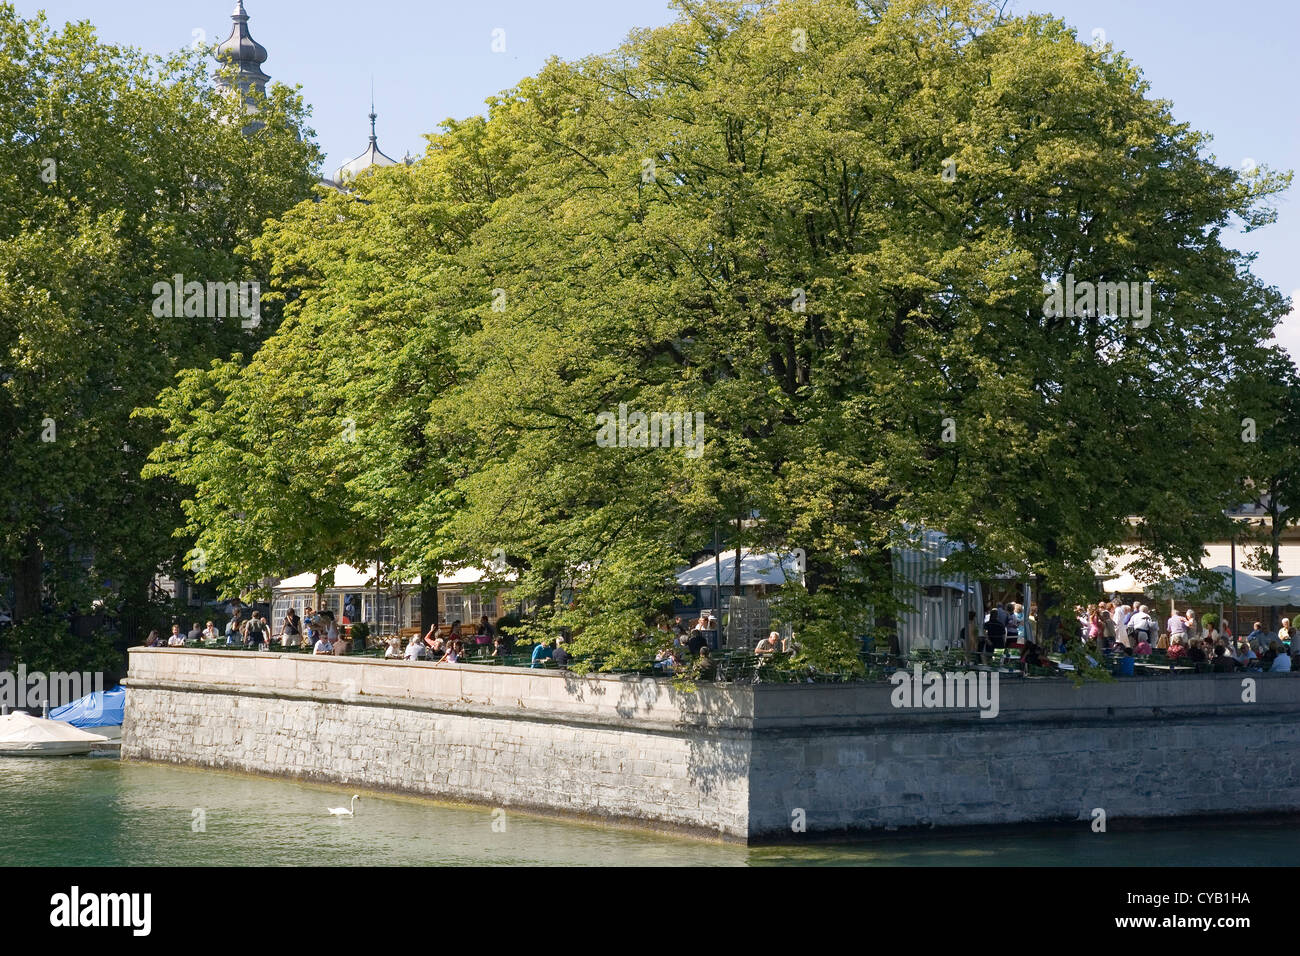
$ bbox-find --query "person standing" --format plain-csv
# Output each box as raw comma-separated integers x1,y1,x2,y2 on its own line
1204,618,1221,646
984,607,1007,656
225,610,243,646
322,612,340,650
245,611,267,650
1114,604,1131,647
281,606,301,646
1167,608,1188,645
1128,605,1154,646
960,610,979,659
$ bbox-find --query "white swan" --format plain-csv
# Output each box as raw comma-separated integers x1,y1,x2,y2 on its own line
327,795,360,816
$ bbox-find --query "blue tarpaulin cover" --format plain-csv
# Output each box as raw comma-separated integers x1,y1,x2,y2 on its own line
49,685,125,727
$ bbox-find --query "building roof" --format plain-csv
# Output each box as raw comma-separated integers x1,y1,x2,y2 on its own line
332,107,399,186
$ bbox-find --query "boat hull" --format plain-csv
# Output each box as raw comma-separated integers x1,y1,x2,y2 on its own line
0,741,100,756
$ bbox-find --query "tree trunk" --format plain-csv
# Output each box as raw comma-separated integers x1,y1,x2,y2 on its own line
116,571,152,646
1039,538,1064,651
733,514,742,597
13,532,43,623
863,545,898,655
420,580,439,636
1270,499,1283,630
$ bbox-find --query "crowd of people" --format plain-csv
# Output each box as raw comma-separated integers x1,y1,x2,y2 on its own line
960,598,1300,674
394,616,506,664
1084,602,1298,672
626,613,724,678
140,603,814,683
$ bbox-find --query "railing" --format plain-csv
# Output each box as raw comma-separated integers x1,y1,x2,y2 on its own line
158,639,1294,684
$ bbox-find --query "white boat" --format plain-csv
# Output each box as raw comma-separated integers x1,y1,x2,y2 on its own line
0,711,110,756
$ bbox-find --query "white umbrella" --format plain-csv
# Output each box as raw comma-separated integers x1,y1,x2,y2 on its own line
1243,575,1300,608
1146,565,1269,600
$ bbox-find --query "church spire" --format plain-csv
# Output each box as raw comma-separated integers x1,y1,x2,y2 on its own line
216,1,270,98
369,79,378,145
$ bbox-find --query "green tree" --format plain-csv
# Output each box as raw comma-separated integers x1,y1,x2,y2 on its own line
1236,347,1300,610
0,6,320,644
145,0,1291,673
434,0,1289,660
143,115,521,609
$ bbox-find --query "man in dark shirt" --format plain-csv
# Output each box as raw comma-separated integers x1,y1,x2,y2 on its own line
552,638,570,667
686,629,708,657
1211,645,1239,672
187,622,203,643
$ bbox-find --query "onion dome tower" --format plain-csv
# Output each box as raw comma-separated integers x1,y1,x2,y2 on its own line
332,98,399,186
215,1,270,99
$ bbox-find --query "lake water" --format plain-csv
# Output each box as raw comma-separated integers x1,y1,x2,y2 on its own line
3,757,1298,866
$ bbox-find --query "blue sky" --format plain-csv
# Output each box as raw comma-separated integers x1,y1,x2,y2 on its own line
20,0,1299,353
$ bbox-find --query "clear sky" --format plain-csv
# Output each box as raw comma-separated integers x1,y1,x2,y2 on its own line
19,0,1299,354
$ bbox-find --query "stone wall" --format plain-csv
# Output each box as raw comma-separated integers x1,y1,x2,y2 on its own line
123,649,1300,842
123,649,754,840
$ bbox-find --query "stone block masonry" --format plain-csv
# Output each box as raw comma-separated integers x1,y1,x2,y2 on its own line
123,649,1300,843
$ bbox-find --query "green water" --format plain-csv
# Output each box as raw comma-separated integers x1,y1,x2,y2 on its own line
3,757,1298,866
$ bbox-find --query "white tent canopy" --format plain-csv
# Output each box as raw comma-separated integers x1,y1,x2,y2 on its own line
676,549,801,588
1242,576,1300,608
1098,554,1275,599
1144,565,1273,600
1098,541,1300,594
276,563,515,590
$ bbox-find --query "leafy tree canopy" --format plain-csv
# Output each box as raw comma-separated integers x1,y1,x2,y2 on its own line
146,0,1291,668
0,3,321,635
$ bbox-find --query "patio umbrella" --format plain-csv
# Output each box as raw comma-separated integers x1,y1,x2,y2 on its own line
1243,575,1300,608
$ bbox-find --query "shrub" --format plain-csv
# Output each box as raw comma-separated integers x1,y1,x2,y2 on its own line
495,613,524,643
0,614,122,677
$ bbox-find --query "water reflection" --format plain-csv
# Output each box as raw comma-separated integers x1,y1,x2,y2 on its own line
3,758,1298,866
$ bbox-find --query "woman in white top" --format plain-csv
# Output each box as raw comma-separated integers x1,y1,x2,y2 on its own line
404,636,424,660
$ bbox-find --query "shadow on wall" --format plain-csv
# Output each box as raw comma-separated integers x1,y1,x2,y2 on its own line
606,672,750,798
